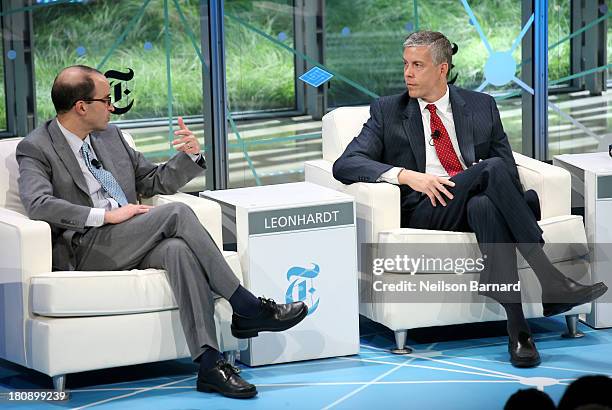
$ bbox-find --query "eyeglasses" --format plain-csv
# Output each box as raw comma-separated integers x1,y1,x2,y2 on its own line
73,97,113,107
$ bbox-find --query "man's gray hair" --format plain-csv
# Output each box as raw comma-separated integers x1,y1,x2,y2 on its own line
403,31,453,67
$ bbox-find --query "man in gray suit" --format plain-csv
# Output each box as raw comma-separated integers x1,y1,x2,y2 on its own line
16,65,307,398
333,31,607,368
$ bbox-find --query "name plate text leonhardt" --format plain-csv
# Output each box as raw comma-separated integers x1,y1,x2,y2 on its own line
248,203,354,235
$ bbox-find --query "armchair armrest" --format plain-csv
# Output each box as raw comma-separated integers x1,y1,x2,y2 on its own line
303,159,347,191
345,181,401,243
305,160,401,243
0,207,52,367
142,193,223,250
0,207,52,281
513,152,571,219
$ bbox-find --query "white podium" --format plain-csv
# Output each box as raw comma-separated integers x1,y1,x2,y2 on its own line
554,152,612,328
201,182,359,366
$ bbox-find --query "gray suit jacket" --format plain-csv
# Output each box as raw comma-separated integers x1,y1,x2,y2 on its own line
16,118,205,270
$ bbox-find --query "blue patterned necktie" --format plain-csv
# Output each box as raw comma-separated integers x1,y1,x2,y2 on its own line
80,141,128,206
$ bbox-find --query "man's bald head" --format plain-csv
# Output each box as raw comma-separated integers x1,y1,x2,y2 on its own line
51,65,104,114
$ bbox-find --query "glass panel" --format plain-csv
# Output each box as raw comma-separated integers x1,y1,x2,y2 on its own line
32,0,206,190
225,0,305,188
224,0,532,189
326,2,411,107
326,0,527,152
547,1,611,158
225,0,295,113
548,0,571,86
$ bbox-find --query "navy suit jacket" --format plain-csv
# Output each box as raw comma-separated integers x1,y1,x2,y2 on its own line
332,85,523,217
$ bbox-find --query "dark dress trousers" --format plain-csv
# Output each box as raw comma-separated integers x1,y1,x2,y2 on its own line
332,85,544,299
16,119,241,359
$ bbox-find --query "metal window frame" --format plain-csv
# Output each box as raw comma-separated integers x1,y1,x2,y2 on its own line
1,0,36,139
521,0,548,161
534,0,549,160
200,0,228,190
294,0,326,120
570,0,608,94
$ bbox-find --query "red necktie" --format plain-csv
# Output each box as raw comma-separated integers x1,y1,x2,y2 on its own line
426,103,463,177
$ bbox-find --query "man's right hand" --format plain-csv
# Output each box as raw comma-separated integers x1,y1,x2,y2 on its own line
398,169,455,207
104,204,154,224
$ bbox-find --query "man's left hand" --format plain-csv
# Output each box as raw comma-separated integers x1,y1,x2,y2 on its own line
172,116,200,155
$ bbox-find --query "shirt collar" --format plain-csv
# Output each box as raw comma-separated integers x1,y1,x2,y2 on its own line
56,119,92,157
417,85,450,115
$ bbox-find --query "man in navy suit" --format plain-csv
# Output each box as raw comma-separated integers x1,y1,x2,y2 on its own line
333,31,607,367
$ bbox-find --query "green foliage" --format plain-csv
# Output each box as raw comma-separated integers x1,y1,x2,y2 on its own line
0,0,599,130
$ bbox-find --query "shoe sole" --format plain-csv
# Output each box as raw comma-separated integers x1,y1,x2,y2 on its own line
543,283,609,317
510,357,541,368
231,305,309,339
197,383,257,398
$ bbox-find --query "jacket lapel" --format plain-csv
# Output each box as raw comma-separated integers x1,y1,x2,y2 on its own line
402,97,426,173
48,119,91,200
449,85,475,166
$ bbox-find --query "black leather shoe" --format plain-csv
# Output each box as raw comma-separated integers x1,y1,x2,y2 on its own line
508,332,541,368
197,360,257,399
543,279,608,317
231,297,308,338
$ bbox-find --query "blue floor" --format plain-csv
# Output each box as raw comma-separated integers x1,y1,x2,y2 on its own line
1,316,611,409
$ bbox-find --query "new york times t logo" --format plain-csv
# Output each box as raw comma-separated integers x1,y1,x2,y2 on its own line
285,263,320,316
104,68,135,115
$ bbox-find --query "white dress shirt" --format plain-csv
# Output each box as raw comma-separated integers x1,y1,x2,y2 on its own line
377,86,467,184
57,120,203,227
57,120,116,227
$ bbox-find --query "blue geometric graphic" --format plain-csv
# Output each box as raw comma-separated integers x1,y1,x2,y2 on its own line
461,0,535,94
144,41,153,51
484,51,517,86
7,50,16,60
76,46,87,56
299,67,333,88
285,263,320,316
341,26,351,37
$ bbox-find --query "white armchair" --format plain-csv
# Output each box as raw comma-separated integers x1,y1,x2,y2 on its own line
0,135,246,391
305,106,592,352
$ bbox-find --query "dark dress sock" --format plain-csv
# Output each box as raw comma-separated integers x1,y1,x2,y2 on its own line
523,245,572,288
229,285,261,317
501,303,531,338
199,347,224,371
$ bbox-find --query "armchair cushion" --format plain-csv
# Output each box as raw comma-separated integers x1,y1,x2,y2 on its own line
378,215,588,272
31,251,243,317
